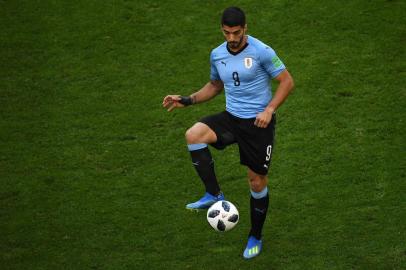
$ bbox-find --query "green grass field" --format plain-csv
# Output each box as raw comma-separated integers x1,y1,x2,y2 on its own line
1,0,405,269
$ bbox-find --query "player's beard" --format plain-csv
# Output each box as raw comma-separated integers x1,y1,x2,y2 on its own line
228,35,245,50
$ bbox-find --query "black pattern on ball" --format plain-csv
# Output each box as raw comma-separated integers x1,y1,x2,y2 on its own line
222,201,230,212
228,214,239,223
208,209,220,218
217,220,226,231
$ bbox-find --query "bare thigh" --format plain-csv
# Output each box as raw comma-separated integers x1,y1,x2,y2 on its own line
185,122,217,145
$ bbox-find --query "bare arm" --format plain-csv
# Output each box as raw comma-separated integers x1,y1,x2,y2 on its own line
254,70,294,128
266,70,294,112
162,80,224,111
190,80,224,104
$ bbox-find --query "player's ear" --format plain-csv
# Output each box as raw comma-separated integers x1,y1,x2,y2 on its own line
244,24,248,33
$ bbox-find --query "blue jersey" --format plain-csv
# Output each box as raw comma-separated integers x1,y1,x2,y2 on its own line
210,35,286,118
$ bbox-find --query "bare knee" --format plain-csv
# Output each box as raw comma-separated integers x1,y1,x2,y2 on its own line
185,127,200,144
185,123,216,145
248,171,268,192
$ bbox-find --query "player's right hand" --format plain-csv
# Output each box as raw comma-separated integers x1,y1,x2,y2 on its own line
162,95,185,112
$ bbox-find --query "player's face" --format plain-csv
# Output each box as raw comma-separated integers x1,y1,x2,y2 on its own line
222,25,247,50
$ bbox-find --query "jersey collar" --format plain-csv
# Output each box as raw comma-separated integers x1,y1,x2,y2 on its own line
227,41,249,56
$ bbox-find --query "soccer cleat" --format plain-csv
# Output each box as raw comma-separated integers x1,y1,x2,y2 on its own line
243,236,262,259
186,192,225,210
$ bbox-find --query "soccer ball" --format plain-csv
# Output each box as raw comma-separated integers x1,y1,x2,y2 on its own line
207,200,239,232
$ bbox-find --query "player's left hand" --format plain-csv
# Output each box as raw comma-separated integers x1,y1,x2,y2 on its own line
254,109,273,128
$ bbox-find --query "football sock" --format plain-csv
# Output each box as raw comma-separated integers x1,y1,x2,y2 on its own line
188,144,220,196
249,187,269,240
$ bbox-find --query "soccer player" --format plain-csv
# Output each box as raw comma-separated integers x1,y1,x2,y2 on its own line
162,6,294,259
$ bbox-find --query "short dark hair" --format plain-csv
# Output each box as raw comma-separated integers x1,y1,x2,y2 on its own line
221,7,246,27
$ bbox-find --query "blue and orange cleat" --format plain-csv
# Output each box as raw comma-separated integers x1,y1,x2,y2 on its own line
243,236,262,259
186,192,225,210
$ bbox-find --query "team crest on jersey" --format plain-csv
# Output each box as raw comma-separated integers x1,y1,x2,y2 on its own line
244,57,253,69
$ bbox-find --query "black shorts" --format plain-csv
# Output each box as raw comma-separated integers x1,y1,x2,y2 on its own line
199,111,276,175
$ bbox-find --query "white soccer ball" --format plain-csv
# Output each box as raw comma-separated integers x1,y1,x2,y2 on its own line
207,200,239,232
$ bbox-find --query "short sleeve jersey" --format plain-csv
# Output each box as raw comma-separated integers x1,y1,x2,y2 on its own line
210,35,286,118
